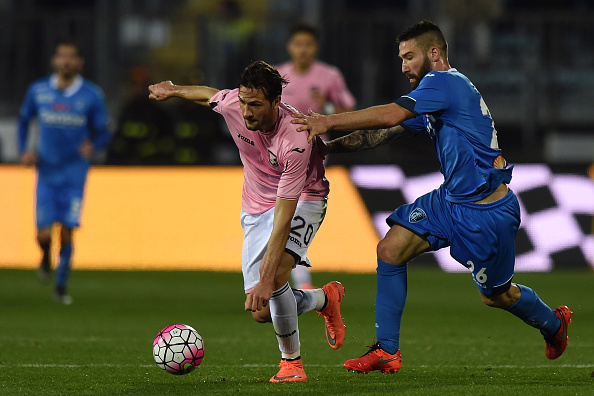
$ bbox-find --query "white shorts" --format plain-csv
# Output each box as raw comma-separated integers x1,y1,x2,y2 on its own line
240,199,327,292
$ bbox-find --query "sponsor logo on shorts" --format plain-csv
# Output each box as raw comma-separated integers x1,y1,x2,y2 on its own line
288,235,302,247
409,208,427,223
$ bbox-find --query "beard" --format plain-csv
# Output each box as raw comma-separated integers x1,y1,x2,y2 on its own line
408,56,432,89
243,119,259,131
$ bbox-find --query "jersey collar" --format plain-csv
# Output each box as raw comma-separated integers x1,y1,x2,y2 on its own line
50,74,83,97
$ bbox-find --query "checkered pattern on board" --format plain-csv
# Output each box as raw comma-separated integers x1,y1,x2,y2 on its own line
349,164,594,272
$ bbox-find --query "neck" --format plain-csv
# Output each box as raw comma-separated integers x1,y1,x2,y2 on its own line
261,109,280,133
56,74,77,90
433,59,450,72
293,62,312,74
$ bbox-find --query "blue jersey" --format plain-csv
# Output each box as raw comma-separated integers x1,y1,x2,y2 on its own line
397,68,512,203
18,74,111,186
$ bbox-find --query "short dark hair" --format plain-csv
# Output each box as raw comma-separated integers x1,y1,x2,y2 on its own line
55,38,83,57
238,60,288,103
289,23,319,42
397,20,447,58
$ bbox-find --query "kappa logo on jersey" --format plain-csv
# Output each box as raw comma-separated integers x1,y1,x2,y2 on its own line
237,133,254,146
268,150,279,167
292,148,305,153
409,208,427,223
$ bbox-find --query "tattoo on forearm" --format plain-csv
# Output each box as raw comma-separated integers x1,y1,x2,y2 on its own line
328,126,405,153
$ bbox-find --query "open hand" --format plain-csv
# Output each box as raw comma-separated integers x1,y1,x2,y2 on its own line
291,109,329,142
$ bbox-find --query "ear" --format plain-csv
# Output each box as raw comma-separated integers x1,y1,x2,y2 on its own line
428,46,441,62
272,95,281,109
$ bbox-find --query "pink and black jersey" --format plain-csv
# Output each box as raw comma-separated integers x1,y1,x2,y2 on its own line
210,88,329,214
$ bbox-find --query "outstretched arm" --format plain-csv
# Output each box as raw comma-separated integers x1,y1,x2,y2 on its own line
148,81,219,107
325,125,407,154
292,102,413,141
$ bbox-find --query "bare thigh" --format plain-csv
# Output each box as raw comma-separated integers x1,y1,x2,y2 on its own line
377,224,430,265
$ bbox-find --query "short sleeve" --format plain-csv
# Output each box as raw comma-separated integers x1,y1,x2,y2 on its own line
396,72,450,116
277,140,312,200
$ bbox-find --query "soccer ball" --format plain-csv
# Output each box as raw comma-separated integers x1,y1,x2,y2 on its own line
153,324,204,375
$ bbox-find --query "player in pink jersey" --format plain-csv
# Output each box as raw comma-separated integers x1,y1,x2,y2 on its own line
276,23,356,289
276,23,355,118
148,61,346,382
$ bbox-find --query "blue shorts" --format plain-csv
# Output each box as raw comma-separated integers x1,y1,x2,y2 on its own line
387,186,520,297
36,177,85,229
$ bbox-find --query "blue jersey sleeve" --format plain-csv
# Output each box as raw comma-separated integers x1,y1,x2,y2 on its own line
88,88,111,151
400,115,425,134
396,72,451,116
17,84,38,153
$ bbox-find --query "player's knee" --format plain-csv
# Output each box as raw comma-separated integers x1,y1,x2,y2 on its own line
60,227,73,245
479,285,519,309
377,237,403,264
480,293,501,308
36,229,52,245
251,310,271,323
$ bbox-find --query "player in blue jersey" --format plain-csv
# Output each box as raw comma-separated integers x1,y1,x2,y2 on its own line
18,39,111,304
293,20,572,373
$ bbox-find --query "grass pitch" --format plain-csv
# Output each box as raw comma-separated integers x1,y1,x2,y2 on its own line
0,267,592,395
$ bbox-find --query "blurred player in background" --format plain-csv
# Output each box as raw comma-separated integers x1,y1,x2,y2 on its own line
148,60,345,383
276,22,356,290
294,20,571,374
18,39,111,305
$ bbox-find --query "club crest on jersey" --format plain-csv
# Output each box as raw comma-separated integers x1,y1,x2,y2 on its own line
409,208,427,223
268,150,279,167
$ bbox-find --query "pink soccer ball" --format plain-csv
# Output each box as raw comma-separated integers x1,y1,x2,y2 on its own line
153,324,204,375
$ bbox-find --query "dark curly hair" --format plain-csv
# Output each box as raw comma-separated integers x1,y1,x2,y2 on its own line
238,61,289,103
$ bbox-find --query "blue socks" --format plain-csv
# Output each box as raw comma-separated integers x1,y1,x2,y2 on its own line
506,284,560,338
55,244,72,289
375,260,407,354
